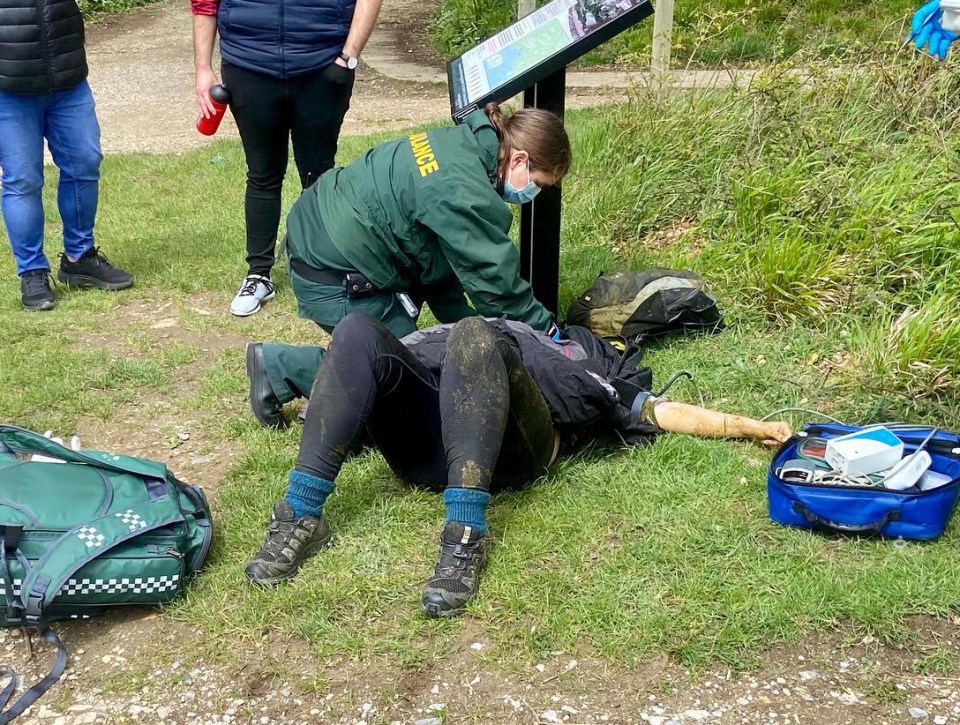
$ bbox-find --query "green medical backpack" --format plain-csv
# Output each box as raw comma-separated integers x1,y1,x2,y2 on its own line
0,425,213,722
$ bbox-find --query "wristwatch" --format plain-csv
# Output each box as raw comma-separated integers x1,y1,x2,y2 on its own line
338,52,359,70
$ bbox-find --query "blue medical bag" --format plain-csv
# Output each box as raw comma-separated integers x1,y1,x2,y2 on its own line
768,424,960,540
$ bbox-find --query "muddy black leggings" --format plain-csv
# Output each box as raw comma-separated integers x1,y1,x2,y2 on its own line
295,315,557,492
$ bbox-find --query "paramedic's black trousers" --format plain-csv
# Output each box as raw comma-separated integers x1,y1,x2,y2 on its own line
295,315,556,491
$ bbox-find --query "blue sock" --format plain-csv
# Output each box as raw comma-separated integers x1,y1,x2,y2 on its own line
284,470,335,519
443,488,492,535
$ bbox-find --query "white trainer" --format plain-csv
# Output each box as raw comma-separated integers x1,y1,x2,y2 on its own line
230,275,276,316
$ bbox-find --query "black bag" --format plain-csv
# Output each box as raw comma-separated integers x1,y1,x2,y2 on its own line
567,269,724,340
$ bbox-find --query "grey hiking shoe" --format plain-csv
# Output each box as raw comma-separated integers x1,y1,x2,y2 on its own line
421,522,488,618
244,500,332,586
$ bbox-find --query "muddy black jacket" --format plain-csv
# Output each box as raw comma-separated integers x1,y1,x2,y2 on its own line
402,320,658,447
0,0,87,94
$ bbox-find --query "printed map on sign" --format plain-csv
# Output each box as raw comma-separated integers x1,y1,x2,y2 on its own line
483,20,571,90
449,0,647,112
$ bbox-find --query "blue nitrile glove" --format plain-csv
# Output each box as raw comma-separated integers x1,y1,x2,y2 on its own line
911,0,959,60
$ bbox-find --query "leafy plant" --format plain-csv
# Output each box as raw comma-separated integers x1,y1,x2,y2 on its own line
428,0,918,67
78,0,158,18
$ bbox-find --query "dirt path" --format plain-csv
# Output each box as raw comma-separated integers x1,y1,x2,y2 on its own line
83,0,753,155
9,610,960,725
84,0,456,154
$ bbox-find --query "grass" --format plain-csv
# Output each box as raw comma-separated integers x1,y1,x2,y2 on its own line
2,53,960,678
430,0,918,68
78,0,161,18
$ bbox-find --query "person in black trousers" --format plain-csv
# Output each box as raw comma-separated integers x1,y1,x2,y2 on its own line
191,0,382,316
243,314,793,618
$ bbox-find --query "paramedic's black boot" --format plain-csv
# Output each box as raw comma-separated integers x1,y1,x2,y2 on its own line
21,270,57,311
58,247,134,291
421,522,488,618
244,500,332,586
246,343,286,429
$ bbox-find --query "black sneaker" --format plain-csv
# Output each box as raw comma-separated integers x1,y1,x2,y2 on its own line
20,270,57,311
244,500,332,586
58,247,134,291
421,522,488,618
246,343,286,429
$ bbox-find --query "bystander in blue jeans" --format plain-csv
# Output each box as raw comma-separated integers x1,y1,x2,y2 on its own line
0,80,102,275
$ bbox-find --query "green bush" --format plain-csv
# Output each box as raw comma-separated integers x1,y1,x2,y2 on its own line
430,0,515,59
430,0,917,67
78,0,158,18
856,290,960,397
558,53,960,400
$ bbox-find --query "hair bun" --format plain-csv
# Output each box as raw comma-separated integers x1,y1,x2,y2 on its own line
484,102,506,134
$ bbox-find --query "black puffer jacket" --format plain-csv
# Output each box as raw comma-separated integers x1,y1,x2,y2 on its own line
0,0,88,94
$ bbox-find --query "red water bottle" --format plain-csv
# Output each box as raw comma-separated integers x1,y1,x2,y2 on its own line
196,85,231,136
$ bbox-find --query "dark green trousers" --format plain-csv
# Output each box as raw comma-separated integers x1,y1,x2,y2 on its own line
261,270,418,402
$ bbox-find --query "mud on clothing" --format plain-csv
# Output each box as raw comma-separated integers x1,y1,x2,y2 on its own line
405,319,658,446
296,315,557,491
295,315,659,493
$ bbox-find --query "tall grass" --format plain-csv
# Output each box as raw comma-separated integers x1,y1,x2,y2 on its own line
856,290,960,397
560,52,960,399
430,0,916,66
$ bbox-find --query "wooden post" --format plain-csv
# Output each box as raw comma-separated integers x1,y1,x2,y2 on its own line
651,0,674,75
508,0,538,109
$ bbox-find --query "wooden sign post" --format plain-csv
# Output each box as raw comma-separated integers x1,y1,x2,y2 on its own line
651,0,674,74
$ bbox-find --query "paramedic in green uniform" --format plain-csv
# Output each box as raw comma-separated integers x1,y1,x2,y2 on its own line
247,102,573,427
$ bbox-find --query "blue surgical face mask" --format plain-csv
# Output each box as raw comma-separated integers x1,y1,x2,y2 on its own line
501,160,541,205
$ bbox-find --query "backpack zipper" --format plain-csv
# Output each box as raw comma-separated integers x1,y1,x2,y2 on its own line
774,476,959,495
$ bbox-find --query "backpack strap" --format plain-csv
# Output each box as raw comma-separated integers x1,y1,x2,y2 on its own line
17,498,184,624
0,425,168,481
0,525,29,624
0,626,69,725
0,666,16,715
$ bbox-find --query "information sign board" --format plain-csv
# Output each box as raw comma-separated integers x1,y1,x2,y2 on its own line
448,0,653,119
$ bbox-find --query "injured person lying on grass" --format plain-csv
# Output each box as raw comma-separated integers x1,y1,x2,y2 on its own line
243,314,792,618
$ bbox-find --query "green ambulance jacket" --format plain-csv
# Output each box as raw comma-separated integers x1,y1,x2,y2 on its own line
286,110,553,330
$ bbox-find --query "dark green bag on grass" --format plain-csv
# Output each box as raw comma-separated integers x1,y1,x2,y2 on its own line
567,268,724,341
0,425,212,722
